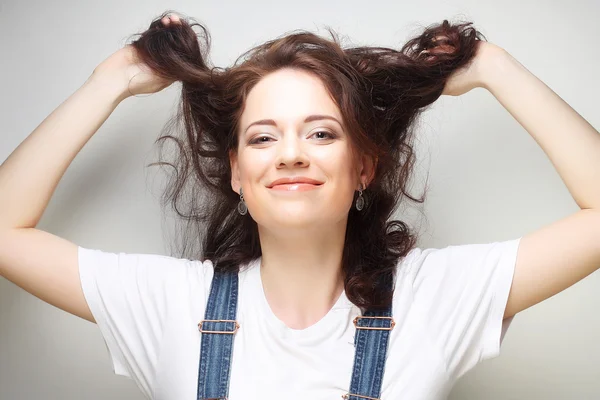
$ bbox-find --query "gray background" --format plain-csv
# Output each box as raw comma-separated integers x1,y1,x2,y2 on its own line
1,0,599,398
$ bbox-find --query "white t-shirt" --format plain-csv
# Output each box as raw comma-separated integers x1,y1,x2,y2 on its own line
78,237,521,400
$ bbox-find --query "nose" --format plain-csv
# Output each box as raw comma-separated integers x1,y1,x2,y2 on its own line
275,131,310,168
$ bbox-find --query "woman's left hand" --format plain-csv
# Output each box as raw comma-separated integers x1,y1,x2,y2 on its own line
426,41,504,97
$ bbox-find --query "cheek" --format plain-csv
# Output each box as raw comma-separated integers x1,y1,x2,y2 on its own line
314,147,356,182
239,151,271,178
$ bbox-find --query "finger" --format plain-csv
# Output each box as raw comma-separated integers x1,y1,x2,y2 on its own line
161,16,171,26
170,14,181,24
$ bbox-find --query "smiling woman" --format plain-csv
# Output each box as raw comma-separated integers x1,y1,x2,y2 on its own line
0,9,536,400
103,13,513,399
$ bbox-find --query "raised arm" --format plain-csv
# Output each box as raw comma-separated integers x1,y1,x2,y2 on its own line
444,42,600,319
0,16,179,322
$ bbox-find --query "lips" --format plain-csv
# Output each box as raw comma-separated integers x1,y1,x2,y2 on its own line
270,183,321,191
267,177,324,188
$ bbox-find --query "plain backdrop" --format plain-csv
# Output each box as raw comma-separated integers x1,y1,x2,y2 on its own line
1,0,599,399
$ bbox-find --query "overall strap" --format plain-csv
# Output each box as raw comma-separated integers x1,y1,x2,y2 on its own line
196,270,240,400
343,280,395,400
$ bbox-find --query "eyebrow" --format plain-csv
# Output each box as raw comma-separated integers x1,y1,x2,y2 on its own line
243,114,343,134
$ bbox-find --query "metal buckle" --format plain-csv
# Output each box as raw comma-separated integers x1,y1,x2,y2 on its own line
341,393,380,399
353,316,395,331
198,319,240,334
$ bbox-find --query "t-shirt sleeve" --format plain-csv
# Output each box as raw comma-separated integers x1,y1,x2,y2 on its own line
407,237,522,381
77,246,210,398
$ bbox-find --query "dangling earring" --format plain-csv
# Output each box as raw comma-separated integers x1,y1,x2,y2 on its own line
237,187,248,215
355,184,365,211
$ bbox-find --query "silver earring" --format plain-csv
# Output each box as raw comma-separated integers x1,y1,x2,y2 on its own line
355,184,365,211
237,188,248,215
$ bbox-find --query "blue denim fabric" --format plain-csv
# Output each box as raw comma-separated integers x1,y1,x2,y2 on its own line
196,271,239,400
196,270,394,400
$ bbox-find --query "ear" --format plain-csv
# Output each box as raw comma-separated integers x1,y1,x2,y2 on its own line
358,152,377,189
229,149,241,194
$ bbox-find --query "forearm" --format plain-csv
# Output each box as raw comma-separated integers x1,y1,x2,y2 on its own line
481,49,600,210
0,75,128,229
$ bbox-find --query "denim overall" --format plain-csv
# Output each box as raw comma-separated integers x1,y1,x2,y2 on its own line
196,269,395,400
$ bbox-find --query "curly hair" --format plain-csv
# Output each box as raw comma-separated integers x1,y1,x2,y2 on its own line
127,10,486,311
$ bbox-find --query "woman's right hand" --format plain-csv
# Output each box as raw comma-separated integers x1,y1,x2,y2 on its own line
90,14,183,99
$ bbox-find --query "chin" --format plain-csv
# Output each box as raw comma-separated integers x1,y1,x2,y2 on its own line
276,214,321,228
260,211,325,230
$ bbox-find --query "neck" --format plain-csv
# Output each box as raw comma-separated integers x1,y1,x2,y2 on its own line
258,219,348,330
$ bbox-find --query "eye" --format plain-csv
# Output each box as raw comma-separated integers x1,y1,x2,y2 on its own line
311,130,337,140
248,135,274,145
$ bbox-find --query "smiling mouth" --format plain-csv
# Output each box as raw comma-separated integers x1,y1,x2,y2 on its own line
269,183,322,192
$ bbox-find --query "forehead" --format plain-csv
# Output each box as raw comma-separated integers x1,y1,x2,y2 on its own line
239,68,342,128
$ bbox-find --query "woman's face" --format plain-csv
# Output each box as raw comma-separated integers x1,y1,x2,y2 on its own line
230,68,371,231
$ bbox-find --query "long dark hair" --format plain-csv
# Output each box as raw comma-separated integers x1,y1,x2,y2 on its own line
127,10,486,310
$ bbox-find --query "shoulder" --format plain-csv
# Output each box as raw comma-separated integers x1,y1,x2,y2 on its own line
77,246,216,289
397,239,521,288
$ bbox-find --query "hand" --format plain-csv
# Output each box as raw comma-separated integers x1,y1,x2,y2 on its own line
90,13,184,99
421,41,504,97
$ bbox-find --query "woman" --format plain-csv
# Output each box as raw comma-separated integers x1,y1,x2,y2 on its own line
1,10,599,400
